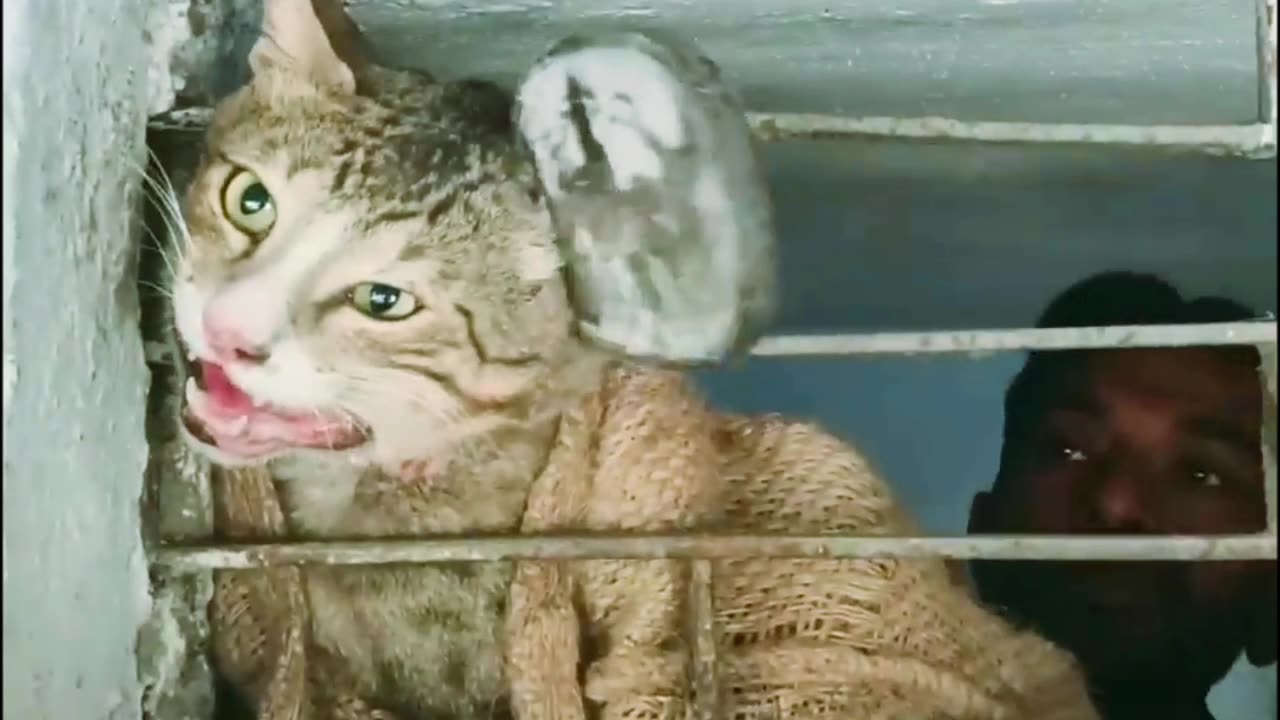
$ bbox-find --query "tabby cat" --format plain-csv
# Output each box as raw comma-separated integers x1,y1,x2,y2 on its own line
166,1,769,718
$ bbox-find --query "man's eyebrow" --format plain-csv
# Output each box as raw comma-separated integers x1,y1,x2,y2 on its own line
1183,416,1259,454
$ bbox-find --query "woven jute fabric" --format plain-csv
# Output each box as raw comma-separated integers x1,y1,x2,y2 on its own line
211,365,1099,720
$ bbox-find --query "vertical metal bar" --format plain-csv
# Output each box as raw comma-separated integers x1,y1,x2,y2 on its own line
687,560,722,720
138,443,217,720
1261,343,1278,534
136,127,219,720
1258,0,1277,130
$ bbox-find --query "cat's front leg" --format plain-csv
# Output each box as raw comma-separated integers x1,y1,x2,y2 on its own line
309,645,406,720
506,562,588,720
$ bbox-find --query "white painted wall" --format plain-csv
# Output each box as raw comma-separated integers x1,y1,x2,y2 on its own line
2,0,158,718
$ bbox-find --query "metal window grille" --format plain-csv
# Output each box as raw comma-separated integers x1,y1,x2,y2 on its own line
140,3,1278,717
149,319,1278,572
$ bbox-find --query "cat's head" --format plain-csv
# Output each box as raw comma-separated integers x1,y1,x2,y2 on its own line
170,0,594,468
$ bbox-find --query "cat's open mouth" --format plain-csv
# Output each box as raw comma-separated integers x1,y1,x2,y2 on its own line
180,359,369,460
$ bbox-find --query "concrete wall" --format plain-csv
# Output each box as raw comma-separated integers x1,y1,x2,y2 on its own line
2,0,159,718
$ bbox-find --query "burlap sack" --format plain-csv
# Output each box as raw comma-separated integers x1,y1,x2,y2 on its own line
212,366,1098,720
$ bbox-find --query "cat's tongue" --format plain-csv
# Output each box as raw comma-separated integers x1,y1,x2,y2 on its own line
201,361,254,414
184,362,367,459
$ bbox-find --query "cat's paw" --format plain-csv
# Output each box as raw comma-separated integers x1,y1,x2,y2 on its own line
513,30,778,366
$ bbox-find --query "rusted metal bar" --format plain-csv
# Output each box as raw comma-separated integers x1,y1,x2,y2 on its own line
1262,343,1278,534
751,321,1276,358
147,107,212,132
151,533,1278,572
147,108,1275,159
747,114,1275,159
686,560,721,720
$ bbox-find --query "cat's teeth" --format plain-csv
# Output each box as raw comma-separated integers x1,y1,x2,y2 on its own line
184,377,200,408
227,415,249,436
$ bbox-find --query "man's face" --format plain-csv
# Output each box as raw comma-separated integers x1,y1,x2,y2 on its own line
971,347,1274,684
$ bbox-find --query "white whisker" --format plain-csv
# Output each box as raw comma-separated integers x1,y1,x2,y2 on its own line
130,152,192,273
138,280,174,299
140,223,180,284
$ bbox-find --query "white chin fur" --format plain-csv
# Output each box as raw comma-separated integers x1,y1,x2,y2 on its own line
171,277,214,362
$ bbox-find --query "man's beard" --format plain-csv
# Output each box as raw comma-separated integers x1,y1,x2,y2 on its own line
971,559,1242,688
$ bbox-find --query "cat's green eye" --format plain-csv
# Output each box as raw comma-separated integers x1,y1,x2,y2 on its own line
349,282,420,320
221,168,277,236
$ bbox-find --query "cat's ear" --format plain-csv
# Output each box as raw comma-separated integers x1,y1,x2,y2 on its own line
512,31,779,367
249,0,366,93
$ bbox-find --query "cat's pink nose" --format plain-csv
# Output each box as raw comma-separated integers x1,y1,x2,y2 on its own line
203,313,270,364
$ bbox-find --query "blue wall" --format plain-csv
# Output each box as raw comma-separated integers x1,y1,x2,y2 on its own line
697,354,1021,534
690,141,1278,717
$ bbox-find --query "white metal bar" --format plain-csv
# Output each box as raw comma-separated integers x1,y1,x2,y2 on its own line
1259,0,1277,128
751,321,1275,358
747,114,1275,159
147,108,1276,159
151,533,1277,572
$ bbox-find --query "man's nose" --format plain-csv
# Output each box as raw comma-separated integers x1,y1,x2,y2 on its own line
1089,470,1155,533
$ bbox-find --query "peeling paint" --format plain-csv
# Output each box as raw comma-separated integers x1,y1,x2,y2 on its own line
145,1,196,115
136,589,190,710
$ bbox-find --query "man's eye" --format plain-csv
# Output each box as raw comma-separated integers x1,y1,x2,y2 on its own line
1190,469,1223,488
1061,446,1089,462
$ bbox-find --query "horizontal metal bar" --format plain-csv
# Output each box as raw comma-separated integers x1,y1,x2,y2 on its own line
146,108,1276,159
147,107,213,132
751,321,1276,358
747,114,1276,159
150,533,1277,572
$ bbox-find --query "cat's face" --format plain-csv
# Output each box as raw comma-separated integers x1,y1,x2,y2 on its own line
169,6,584,468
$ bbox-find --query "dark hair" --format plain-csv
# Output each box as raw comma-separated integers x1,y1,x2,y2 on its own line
997,271,1261,478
